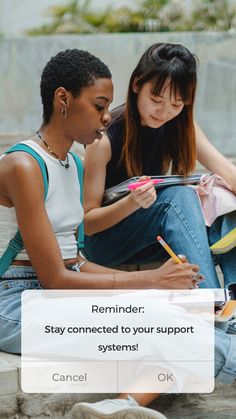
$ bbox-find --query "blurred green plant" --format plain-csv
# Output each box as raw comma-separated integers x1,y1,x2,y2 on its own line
137,0,169,18
191,0,236,31
103,7,143,32
26,0,236,35
138,0,190,31
27,0,95,34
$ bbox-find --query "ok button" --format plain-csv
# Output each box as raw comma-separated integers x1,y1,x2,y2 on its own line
157,372,174,382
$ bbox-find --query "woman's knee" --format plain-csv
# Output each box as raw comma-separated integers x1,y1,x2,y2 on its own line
158,185,199,206
158,186,204,224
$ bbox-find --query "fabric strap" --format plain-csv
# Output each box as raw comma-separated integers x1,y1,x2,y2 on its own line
69,151,85,251
0,144,84,276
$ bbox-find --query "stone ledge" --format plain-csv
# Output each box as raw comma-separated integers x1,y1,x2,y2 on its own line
0,351,118,417
0,352,20,396
0,351,235,418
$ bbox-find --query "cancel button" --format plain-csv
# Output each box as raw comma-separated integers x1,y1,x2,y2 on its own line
52,372,87,382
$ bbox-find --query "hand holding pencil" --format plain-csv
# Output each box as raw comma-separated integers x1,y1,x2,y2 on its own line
156,235,204,288
157,236,183,264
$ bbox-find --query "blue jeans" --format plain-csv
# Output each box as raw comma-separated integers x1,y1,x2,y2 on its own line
215,327,236,384
0,266,42,354
0,266,236,385
85,186,236,288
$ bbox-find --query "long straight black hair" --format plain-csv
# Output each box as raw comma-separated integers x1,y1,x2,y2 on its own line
120,43,197,176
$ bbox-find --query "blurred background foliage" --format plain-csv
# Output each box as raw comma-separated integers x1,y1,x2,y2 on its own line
26,0,236,35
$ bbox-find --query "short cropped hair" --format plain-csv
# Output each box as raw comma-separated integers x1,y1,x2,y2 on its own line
40,49,111,124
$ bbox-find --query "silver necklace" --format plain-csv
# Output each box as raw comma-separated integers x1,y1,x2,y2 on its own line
36,131,70,169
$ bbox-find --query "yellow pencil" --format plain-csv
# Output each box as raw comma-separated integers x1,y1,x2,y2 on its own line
157,235,182,264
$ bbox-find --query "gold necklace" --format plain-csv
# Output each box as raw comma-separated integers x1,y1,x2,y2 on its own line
36,131,70,169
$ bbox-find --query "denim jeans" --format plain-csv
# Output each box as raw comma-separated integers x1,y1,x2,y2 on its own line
215,327,236,384
0,266,42,354
85,186,236,288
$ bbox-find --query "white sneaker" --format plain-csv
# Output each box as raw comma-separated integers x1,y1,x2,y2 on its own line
71,396,166,418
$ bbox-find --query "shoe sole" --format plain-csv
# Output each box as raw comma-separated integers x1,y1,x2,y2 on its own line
72,403,166,419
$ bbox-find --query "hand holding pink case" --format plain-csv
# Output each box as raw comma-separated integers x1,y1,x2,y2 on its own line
128,179,164,190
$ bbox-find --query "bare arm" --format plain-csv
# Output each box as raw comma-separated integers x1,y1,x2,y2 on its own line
78,256,200,290
84,135,157,235
195,122,236,192
0,153,198,290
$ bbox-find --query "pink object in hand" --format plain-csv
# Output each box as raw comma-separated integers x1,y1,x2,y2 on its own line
128,179,164,190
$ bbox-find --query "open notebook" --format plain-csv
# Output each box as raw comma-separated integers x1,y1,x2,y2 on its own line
102,174,202,206
215,300,236,322
215,283,236,322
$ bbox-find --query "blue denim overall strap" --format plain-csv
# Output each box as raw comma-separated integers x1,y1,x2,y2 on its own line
0,145,84,277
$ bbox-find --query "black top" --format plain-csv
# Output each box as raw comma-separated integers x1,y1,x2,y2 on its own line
105,106,175,189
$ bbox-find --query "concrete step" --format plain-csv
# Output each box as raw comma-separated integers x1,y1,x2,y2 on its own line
0,351,116,417
0,350,235,418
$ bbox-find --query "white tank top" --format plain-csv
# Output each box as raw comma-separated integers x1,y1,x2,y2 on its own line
0,140,84,260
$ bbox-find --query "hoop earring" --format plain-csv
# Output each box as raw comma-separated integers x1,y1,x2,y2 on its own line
61,107,68,119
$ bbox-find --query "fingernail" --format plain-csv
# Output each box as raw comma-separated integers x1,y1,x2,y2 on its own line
197,273,204,281
178,254,187,262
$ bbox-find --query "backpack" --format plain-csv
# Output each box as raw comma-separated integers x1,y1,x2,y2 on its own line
0,143,84,277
